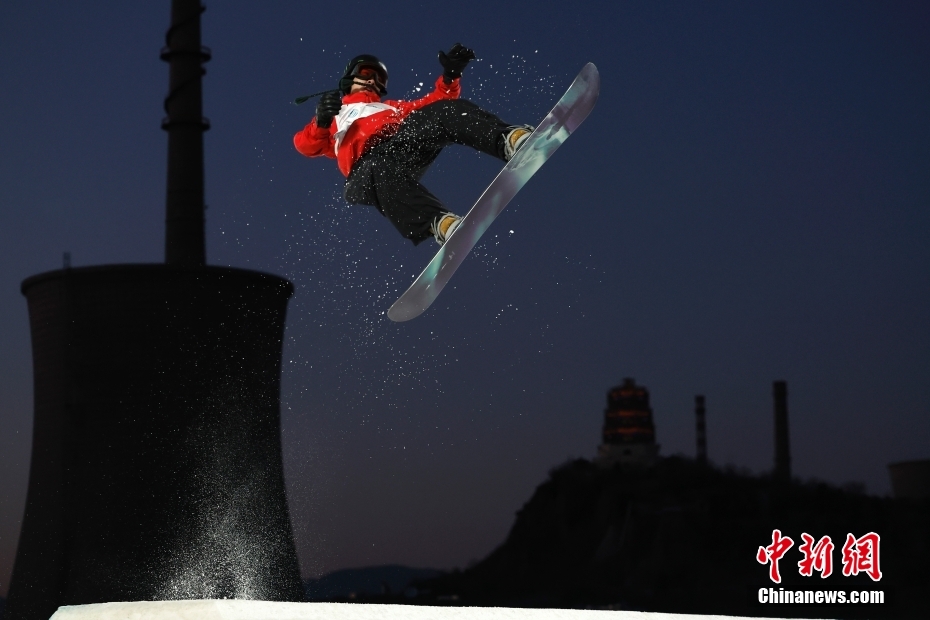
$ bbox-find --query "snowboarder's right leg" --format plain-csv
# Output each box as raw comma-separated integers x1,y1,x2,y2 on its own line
503,125,534,160
342,100,532,246
430,213,462,245
345,154,456,245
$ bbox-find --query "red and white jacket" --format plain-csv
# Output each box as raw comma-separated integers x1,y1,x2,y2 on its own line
293,75,461,177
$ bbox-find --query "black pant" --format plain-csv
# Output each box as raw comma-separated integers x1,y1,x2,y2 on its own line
344,99,511,245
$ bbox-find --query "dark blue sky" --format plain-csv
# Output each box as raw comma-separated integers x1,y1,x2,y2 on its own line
1,0,928,594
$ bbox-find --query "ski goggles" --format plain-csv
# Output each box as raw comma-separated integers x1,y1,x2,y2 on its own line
350,65,387,87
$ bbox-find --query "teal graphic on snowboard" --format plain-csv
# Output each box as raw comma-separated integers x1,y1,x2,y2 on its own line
388,63,600,322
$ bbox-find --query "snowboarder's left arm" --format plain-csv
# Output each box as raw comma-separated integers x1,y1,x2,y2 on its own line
390,44,474,114
438,43,476,83
391,74,461,115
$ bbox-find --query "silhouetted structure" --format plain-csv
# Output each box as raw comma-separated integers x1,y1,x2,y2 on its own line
5,3,304,619
398,382,929,618
773,380,790,482
888,459,930,499
595,378,658,467
695,394,707,465
163,0,210,265
416,457,929,618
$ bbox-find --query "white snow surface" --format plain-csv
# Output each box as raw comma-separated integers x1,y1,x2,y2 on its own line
49,600,804,620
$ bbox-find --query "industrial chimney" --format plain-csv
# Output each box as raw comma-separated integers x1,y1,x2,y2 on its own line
888,459,930,499
162,0,210,265
773,380,791,482
695,395,707,465
5,3,304,619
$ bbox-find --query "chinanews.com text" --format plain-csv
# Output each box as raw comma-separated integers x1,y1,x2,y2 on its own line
758,587,884,605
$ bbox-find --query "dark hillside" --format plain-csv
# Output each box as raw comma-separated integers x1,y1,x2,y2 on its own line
413,457,927,618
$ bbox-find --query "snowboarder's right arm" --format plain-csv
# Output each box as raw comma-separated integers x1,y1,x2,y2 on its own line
293,90,342,158
293,120,336,159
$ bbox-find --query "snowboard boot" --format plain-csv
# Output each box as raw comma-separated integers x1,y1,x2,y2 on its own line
431,213,462,245
503,125,534,161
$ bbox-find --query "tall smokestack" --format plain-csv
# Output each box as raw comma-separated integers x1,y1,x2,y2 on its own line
162,0,210,265
695,395,707,465
5,3,304,618
773,380,791,482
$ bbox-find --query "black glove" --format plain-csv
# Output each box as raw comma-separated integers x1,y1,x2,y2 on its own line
438,43,476,83
315,90,342,129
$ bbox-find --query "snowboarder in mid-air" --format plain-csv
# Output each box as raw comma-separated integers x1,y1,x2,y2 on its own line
293,43,534,246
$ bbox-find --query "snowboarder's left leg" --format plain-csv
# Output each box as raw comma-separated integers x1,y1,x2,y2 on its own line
343,100,532,245
393,99,525,161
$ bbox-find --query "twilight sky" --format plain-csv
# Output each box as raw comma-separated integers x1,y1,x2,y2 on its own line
1,0,928,596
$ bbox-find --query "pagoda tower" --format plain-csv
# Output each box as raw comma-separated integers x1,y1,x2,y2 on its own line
595,378,659,467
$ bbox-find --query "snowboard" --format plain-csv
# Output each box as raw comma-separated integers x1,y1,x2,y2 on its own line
387,63,600,322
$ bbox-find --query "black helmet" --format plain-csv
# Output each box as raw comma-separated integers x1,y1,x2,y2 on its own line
339,54,388,95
